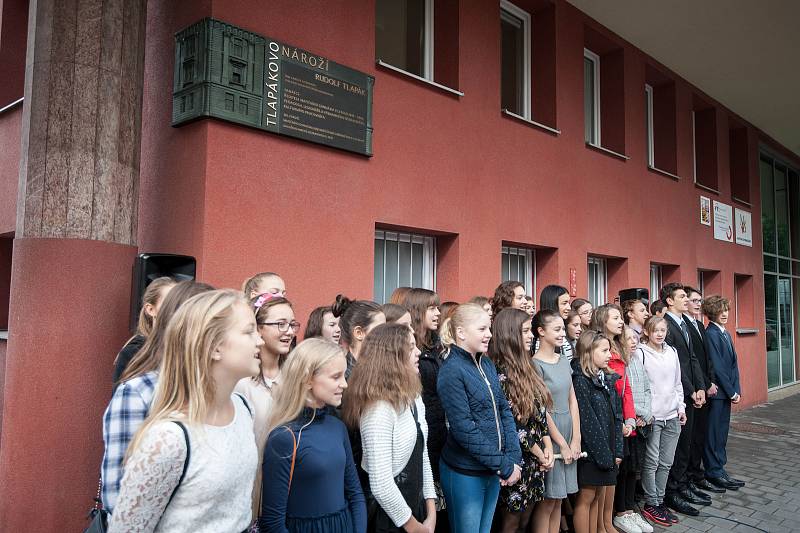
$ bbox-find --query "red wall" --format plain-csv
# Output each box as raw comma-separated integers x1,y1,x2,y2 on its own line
134,0,798,408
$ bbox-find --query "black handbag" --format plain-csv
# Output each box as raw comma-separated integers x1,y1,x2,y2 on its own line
83,421,191,532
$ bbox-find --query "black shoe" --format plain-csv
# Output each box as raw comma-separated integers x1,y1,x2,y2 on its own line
695,479,725,493
721,473,746,487
688,481,713,498
706,475,740,491
679,488,711,506
664,494,700,516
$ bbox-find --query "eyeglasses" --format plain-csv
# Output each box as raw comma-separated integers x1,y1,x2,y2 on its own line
689,298,704,305
258,320,302,333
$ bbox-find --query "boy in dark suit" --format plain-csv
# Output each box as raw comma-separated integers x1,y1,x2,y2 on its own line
701,295,745,491
660,283,707,516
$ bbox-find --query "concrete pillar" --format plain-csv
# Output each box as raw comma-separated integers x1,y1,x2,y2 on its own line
0,0,146,530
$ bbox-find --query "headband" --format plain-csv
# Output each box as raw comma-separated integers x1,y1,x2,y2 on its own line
253,292,280,310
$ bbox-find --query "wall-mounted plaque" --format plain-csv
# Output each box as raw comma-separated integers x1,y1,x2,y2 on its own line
713,200,733,243
173,18,374,156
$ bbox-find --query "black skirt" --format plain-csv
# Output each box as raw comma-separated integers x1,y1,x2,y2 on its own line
577,459,618,487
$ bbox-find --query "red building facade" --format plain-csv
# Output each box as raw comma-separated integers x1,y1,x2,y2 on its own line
0,0,798,530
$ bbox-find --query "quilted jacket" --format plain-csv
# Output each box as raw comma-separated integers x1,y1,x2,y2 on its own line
437,345,522,478
571,362,624,471
419,341,446,481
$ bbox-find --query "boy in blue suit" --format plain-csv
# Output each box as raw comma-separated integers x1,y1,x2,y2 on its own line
701,295,745,491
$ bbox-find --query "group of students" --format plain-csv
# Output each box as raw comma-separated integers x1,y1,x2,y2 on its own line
97,272,742,533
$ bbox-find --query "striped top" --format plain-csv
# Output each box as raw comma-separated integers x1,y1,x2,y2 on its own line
360,396,436,527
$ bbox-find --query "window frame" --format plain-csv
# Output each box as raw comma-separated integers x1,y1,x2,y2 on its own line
692,110,697,183
500,0,531,119
501,245,536,297
645,83,655,167
584,48,601,146
588,256,607,306
374,229,436,303
650,264,663,304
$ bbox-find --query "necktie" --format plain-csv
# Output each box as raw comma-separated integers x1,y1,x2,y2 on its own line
680,319,693,351
724,330,734,352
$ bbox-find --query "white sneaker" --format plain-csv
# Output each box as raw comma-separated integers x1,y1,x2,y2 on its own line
612,514,642,533
632,512,654,532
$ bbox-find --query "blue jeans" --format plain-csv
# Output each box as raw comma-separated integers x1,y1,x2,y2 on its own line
439,460,500,533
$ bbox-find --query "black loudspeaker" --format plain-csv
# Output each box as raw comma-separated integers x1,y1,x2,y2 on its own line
619,288,650,306
130,253,196,331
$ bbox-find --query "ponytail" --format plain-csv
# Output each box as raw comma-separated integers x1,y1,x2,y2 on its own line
439,303,489,357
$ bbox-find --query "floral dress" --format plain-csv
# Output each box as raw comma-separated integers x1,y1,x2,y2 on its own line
497,364,549,513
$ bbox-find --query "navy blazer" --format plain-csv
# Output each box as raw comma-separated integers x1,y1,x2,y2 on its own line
664,313,706,398
704,324,741,400
685,316,717,389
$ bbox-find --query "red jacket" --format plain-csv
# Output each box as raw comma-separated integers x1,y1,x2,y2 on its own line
608,351,636,436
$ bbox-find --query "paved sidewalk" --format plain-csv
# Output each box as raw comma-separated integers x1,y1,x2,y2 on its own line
646,394,800,533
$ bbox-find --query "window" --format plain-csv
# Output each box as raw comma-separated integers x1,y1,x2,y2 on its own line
376,0,433,79
650,264,662,304
374,230,436,303
500,1,531,119
692,100,719,191
645,84,654,167
501,246,535,296
588,256,607,306
583,49,600,145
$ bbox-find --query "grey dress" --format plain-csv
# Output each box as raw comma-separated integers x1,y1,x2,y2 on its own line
533,355,579,498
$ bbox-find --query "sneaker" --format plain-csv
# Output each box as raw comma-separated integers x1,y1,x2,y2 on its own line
660,504,679,524
631,512,654,532
642,504,670,527
613,513,642,533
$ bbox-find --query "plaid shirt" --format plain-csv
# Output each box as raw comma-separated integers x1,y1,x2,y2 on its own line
627,350,652,423
101,371,158,514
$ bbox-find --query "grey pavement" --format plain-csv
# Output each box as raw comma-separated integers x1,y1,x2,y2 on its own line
642,394,800,533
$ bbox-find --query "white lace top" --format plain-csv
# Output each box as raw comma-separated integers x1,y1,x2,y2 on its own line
108,395,257,533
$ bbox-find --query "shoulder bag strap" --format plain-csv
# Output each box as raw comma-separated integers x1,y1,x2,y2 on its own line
233,392,253,417
282,426,298,495
167,421,191,507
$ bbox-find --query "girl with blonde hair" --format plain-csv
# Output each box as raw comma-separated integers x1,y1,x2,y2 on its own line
343,323,437,532
109,289,262,532
437,304,521,533
571,331,623,533
259,338,366,532
112,276,176,384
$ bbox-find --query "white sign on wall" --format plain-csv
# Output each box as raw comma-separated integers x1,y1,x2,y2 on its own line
700,196,711,226
735,208,752,247
713,201,733,242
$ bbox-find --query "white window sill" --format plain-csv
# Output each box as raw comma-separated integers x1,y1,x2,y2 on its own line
0,97,23,115
647,165,680,181
735,328,758,336
694,181,720,195
376,60,464,97
501,109,560,135
0,330,8,340
585,142,630,161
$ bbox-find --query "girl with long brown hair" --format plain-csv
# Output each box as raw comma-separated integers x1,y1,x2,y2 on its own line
259,339,366,532
488,308,555,533
109,290,262,532
343,323,437,532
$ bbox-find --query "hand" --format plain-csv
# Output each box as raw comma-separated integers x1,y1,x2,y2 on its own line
501,464,522,486
708,383,718,397
635,416,646,427
732,393,741,404
615,457,622,465
570,440,582,461
559,442,573,464
697,389,706,404
543,448,555,470
678,412,687,425
622,424,633,437
404,518,432,533
422,500,436,532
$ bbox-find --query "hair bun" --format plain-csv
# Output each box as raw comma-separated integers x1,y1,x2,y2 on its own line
331,294,353,318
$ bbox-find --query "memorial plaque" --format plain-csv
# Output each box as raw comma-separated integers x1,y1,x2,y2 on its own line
173,18,374,156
